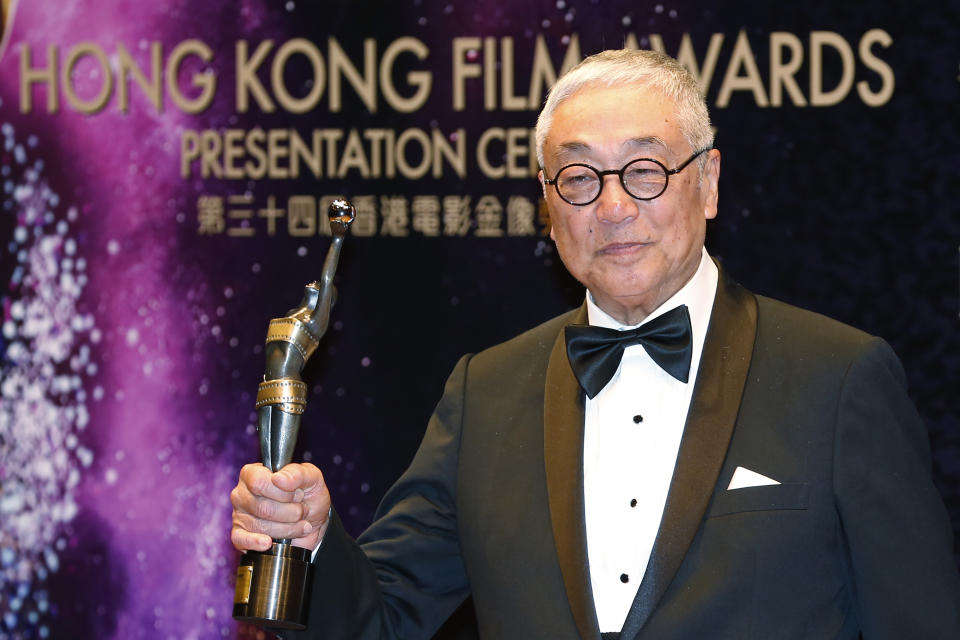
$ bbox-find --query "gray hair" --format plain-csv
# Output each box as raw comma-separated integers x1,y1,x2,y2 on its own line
535,49,714,169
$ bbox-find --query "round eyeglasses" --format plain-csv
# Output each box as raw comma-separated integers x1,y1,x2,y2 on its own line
543,147,712,206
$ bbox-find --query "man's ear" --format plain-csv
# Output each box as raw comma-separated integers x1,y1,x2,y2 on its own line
540,169,557,240
702,149,721,221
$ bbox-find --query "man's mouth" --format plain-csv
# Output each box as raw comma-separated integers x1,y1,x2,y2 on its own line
597,241,650,256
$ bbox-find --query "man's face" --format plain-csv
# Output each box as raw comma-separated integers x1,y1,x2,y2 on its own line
541,83,720,325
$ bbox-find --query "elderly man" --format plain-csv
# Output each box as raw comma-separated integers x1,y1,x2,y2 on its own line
230,49,960,639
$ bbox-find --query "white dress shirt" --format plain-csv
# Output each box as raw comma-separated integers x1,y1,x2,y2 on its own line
583,249,718,632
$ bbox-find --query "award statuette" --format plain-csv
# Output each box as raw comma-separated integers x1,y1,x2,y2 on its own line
233,199,356,630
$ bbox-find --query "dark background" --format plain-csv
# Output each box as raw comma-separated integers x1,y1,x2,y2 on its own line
0,0,956,638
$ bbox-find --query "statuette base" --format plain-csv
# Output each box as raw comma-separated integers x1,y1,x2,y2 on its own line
233,542,313,630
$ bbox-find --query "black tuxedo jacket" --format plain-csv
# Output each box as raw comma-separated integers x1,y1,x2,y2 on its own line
297,270,960,639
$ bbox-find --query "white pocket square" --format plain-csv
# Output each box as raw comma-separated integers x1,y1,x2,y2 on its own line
727,466,781,490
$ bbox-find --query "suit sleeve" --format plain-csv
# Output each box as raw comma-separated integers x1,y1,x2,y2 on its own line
290,355,473,640
833,338,960,638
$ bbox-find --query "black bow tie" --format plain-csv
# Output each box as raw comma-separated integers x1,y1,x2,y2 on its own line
565,305,693,399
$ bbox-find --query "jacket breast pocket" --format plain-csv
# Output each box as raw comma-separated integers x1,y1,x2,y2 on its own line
707,482,811,518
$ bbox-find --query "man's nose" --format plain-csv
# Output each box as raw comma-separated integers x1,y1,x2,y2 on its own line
594,174,636,224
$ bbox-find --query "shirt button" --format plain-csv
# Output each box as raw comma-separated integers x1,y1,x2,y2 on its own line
620,573,630,583
633,414,643,424
630,499,637,507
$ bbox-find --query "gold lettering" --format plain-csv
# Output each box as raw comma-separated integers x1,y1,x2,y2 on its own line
477,127,505,179
337,129,370,178
857,29,894,107
329,37,375,112
483,36,497,111
452,37,481,111
267,129,290,178
200,130,223,178
117,42,162,113
236,40,275,113
62,42,113,114
716,30,769,108
223,129,246,179
432,128,466,178
505,128,531,178
769,32,806,107
244,128,268,179
395,128,431,179
380,37,431,113
271,38,324,113
499,38,525,110
20,44,59,113
180,130,200,178
527,34,581,109
168,39,216,114
290,129,320,178
809,31,855,107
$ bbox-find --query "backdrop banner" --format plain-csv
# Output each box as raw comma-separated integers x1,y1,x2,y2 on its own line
0,0,957,638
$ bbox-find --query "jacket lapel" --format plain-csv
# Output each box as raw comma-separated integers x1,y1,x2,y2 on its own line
620,267,758,638
543,303,602,640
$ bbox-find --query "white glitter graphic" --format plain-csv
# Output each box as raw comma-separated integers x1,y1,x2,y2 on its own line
0,122,98,639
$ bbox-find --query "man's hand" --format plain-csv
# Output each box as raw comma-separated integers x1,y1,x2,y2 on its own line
230,462,331,552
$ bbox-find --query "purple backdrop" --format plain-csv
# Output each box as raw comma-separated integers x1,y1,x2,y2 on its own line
0,0,957,638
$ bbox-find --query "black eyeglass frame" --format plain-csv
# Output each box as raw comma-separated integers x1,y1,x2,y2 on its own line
543,147,712,206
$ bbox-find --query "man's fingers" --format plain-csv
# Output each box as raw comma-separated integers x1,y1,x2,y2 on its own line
231,525,273,552
231,507,276,552
254,495,307,523
232,478,306,523
298,489,331,530
234,511,314,541
272,462,325,494
239,463,298,502
231,462,331,551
